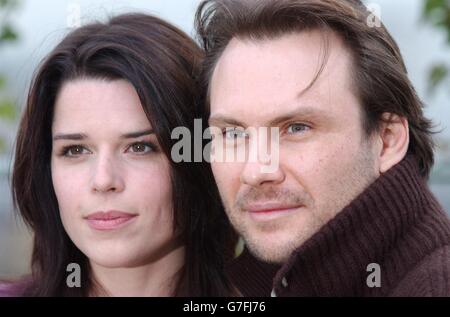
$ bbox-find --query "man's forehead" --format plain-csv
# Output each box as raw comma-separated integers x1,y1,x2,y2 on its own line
210,30,353,87
209,103,334,128
209,30,356,126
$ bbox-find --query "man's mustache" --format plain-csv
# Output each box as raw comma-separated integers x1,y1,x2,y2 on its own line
234,187,313,211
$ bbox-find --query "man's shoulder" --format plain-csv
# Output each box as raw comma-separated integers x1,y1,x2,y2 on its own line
390,245,450,297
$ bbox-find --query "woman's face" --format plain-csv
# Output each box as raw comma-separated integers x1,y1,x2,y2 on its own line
51,78,175,268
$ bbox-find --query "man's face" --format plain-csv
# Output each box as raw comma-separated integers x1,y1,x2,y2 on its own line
209,30,380,264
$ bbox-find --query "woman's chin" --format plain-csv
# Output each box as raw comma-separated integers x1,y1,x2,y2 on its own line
89,256,140,269
84,248,143,269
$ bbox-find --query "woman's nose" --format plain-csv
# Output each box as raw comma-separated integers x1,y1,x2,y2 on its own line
91,155,125,193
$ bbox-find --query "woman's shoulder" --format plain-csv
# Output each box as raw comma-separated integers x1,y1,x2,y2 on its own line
0,282,16,297
0,278,31,297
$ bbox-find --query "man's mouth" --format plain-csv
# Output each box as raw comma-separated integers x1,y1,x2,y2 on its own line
243,202,303,221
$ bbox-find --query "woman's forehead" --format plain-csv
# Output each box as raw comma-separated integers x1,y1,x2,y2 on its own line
52,78,152,134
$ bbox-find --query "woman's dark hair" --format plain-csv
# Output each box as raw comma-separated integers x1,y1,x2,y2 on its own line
11,12,235,296
195,0,436,178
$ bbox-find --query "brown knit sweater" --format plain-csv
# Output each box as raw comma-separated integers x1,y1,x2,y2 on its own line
226,156,450,297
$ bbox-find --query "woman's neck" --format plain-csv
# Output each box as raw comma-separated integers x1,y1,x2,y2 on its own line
89,244,185,297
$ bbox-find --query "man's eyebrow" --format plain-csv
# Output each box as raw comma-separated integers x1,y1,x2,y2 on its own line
208,115,245,127
268,106,330,126
52,129,154,141
209,107,329,128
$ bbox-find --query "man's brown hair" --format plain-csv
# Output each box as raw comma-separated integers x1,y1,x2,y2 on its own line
195,0,435,177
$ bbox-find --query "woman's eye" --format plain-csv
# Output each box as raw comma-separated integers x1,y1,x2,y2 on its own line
61,145,89,157
128,142,154,154
287,123,311,134
223,127,248,140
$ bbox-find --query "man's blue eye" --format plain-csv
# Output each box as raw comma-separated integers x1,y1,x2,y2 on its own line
287,124,310,134
224,128,248,139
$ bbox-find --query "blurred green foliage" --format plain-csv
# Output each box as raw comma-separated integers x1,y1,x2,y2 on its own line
0,0,19,154
423,0,450,94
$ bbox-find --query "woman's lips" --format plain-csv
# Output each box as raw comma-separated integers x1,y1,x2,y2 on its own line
85,210,138,231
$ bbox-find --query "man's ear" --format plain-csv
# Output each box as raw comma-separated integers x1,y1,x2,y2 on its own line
376,113,409,173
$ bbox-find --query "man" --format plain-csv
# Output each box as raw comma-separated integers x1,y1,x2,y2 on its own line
195,0,450,296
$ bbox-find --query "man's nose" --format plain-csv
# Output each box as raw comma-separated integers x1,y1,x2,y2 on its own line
91,155,125,193
240,161,285,187
239,133,284,187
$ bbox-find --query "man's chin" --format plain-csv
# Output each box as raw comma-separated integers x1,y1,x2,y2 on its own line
243,237,295,264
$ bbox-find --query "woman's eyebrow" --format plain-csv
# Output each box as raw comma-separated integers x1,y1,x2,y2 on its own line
120,129,154,139
53,133,87,141
53,129,154,141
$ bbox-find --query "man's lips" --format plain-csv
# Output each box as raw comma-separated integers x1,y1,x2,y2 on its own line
243,203,303,221
84,210,138,230
244,203,303,213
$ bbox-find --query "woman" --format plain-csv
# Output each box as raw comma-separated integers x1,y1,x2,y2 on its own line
0,13,235,296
